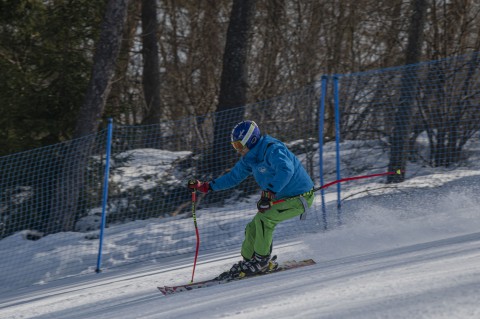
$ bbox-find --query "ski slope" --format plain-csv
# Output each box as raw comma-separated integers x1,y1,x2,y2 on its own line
1,173,480,319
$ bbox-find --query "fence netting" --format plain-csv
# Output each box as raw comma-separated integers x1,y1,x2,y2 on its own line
0,84,324,292
335,52,480,186
0,132,108,290
1,52,480,292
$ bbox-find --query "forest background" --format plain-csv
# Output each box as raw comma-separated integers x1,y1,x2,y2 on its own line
1,0,479,156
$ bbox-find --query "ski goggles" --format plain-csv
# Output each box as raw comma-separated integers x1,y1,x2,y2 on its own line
231,140,246,151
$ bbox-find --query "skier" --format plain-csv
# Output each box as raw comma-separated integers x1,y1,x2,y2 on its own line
188,120,315,280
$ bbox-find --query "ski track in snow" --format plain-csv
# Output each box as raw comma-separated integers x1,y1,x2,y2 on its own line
1,229,480,319
1,152,480,318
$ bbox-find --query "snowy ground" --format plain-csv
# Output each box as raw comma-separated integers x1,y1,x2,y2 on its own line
1,171,480,318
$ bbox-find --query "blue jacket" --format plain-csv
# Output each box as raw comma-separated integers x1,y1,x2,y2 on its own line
210,135,314,199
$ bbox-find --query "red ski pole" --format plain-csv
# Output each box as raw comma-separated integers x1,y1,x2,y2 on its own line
190,190,200,283
273,169,403,205
313,169,403,192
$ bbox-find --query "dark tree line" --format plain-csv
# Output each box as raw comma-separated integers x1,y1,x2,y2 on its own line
2,0,480,156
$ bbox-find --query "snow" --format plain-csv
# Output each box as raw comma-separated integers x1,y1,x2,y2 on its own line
1,146,480,318
110,148,191,192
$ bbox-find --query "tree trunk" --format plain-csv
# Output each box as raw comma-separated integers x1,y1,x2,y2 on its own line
140,0,163,149
48,0,130,233
74,0,131,137
107,0,142,125
141,0,162,126
209,0,256,176
387,0,428,183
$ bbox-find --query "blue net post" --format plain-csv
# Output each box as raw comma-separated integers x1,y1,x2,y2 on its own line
96,118,114,273
333,75,342,225
318,75,328,230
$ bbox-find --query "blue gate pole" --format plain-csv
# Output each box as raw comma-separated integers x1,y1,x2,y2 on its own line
318,75,328,230
333,76,342,225
96,118,113,273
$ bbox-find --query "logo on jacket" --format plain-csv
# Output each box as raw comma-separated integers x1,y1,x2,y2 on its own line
258,166,267,173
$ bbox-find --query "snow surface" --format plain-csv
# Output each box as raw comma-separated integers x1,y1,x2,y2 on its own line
1,147,480,318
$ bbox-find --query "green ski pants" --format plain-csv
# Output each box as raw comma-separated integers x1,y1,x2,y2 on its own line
241,191,315,259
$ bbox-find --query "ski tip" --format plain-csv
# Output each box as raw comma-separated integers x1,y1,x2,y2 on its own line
297,259,316,266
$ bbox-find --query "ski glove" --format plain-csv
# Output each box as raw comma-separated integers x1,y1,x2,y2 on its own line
257,190,275,212
187,179,210,193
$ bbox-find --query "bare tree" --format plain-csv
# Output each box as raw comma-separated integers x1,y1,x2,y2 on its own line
209,0,257,175
74,0,131,137
388,0,429,183
107,1,142,125
48,0,131,233
141,0,162,125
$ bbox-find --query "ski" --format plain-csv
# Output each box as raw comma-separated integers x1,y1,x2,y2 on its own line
158,258,316,296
